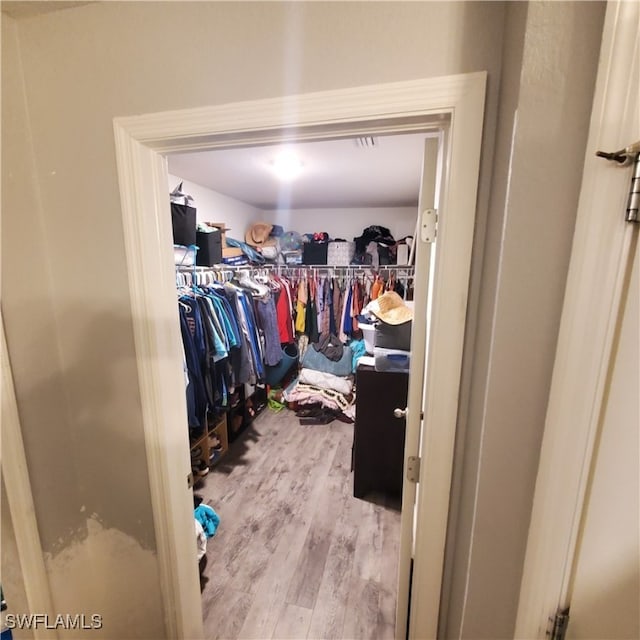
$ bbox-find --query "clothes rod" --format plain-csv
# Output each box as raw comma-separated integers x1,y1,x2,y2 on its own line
176,263,414,271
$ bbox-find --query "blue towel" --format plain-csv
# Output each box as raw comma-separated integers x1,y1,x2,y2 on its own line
195,504,220,538
349,339,367,372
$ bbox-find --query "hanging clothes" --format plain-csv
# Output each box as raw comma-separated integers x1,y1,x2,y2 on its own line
305,277,319,344
274,276,295,344
295,278,307,334
332,278,343,337
339,283,353,342
255,294,283,366
370,275,384,300
318,277,332,335
179,301,207,429
351,278,365,333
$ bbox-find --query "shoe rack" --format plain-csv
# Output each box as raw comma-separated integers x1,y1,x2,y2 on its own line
227,383,268,443
190,413,229,483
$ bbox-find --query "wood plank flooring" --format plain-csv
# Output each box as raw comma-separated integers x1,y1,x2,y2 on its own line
197,408,401,640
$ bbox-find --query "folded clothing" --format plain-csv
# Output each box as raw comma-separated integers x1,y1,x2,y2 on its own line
301,344,353,377
298,368,353,395
312,332,344,361
283,379,356,420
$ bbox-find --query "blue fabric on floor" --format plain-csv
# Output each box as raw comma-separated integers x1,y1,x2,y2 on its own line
195,504,220,538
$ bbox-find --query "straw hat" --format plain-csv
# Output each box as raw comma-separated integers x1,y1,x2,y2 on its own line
245,222,276,247
369,291,413,325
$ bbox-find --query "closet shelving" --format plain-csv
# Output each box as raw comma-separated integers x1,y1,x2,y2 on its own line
227,382,268,443
190,414,229,480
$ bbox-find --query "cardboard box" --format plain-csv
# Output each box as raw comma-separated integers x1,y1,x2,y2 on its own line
222,246,243,258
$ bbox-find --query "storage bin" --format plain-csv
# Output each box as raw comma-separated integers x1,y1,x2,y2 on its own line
360,323,376,355
196,229,222,266
327,241,355,266
174,244,196,267
373,347,411,373
375,320,412,351
302,243,328,265
170,202,196,246
283,250,302,265
264,343,299,387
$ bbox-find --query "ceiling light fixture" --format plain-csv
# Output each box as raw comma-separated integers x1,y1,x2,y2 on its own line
270,150,304,181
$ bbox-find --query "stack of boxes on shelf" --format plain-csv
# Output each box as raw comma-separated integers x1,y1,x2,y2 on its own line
301,239,356,266
368,291,414,373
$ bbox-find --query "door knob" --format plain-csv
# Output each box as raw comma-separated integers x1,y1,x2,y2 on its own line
394,407,408,419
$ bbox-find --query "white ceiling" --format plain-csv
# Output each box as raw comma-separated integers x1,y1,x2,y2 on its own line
167,132,434,211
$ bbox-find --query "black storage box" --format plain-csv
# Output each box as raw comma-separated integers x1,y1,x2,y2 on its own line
302,243,328,265
196,230,223,266
171,203,196,246
374,320,412,351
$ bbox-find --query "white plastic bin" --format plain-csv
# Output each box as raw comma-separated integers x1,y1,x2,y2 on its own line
360,323,376,355
373,347,411,373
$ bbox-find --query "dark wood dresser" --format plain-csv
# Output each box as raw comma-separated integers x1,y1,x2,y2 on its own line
352,364,409,499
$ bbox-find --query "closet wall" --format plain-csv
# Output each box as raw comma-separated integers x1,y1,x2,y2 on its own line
265,207,416,242
169,173,417,243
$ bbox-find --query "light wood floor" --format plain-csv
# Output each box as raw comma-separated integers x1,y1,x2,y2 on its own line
198,407,402,640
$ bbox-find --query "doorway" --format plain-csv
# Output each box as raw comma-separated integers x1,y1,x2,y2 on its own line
113,72,486,639
166,129,438,639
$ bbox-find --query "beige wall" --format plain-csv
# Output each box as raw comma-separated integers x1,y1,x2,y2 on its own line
443,2,606,637
1,1,605,637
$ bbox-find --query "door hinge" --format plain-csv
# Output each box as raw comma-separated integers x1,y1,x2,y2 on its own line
407,456,421,483
595,141,640,223
187,472,194,489
625,151,639,222
547,607,570,640
420,208,438,243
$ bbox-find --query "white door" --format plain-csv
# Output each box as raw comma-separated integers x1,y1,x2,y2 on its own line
515,2,639,637
566,235,639,639
396,134,441,639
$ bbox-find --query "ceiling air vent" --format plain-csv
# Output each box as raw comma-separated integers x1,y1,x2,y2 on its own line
355,136,378,148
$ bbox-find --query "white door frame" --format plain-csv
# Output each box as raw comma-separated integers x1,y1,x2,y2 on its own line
515,2,639,637
113,72,486,640
1,316,58,639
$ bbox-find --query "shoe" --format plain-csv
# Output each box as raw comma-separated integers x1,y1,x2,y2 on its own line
299,411,335,425
191,446,202,459
192,460,209,478
295,405,323,418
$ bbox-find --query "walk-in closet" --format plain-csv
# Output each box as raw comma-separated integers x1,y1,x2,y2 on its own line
168,132,431,640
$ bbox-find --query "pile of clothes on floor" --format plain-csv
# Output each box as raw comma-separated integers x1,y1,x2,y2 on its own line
283,332,358,424
194,495,220,591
